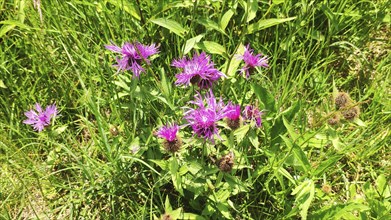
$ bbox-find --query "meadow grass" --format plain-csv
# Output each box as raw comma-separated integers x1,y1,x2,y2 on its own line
0,0,390,219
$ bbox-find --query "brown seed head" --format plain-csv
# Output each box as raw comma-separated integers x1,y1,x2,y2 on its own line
342,106,360,120
163,136,182,153
327,113,341,126
226,117,241,130
161,213,173,220
335,92,351,109
218,151,235,172
322,184,332,194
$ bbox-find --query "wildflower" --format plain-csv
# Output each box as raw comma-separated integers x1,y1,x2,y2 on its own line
237,44,268,79
156,124,182,152
184,90,231,142
218,151,235,172
334,92,351,109
172,52,226,89
105,42,159,77
225,102,241,130
23,103,58,132
242,105,263,127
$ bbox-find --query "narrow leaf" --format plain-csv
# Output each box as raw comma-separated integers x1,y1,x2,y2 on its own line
183,34,204,54
195,41,227,57
150,18,187,38
247,17,296,34
220,9,235,30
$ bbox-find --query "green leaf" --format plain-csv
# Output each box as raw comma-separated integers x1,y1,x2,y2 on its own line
150,18,187,38
248,130,259,149
312,155,342,177
107,0,140,20
223,44,245,77
181,213,206,220
233,124,250,143
247,17,296,34
183,34,204,54
0,80,7,88
197,18,227,36
195,41,227,57
188,161,203,175
281,135,311,173
282,117,299,142
220,9,235,30
216,202,231,219
376,174,389,197
251,83,275,112
291,179,315,220
272,0,285,4
164,196,172,211
246,0,258,23
0,20,31,38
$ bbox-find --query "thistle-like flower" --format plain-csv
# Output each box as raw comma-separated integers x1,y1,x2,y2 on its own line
183,90,231,142
225,102,241,130
156,124,182,152
105,42,159,77
23,103,58,132
237,44,268,79
242,105,263,127
172,52,226,89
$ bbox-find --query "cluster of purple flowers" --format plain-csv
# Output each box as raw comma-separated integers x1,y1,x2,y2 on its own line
24,42,268,148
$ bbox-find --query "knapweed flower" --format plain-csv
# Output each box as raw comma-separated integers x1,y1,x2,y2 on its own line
105,41,159,77
225,102,241,130
242,105,263,127
23,103,58,132
172,52,226,89
237,44,268,79
156,124,182,153
184,90,231,142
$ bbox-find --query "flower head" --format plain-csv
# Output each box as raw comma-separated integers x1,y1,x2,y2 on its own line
105,42,159,77
237,44,268,79
242,105,263,127
156,124,182,153
23,103,58,132
156,124,180,142
184,91,231,142
172,52,226,89
225,102,241,129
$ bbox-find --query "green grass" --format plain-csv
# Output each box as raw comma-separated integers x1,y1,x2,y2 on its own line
1,0,390,219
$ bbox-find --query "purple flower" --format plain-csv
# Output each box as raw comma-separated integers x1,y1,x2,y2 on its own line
105,42,159,77
242,105,262,127
172,52,226,89
184,90,231,142
225,102,241,120
156,124,180,142
225,102,241,130
23,103,58,132
237,44,268,79
156,123,182,153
